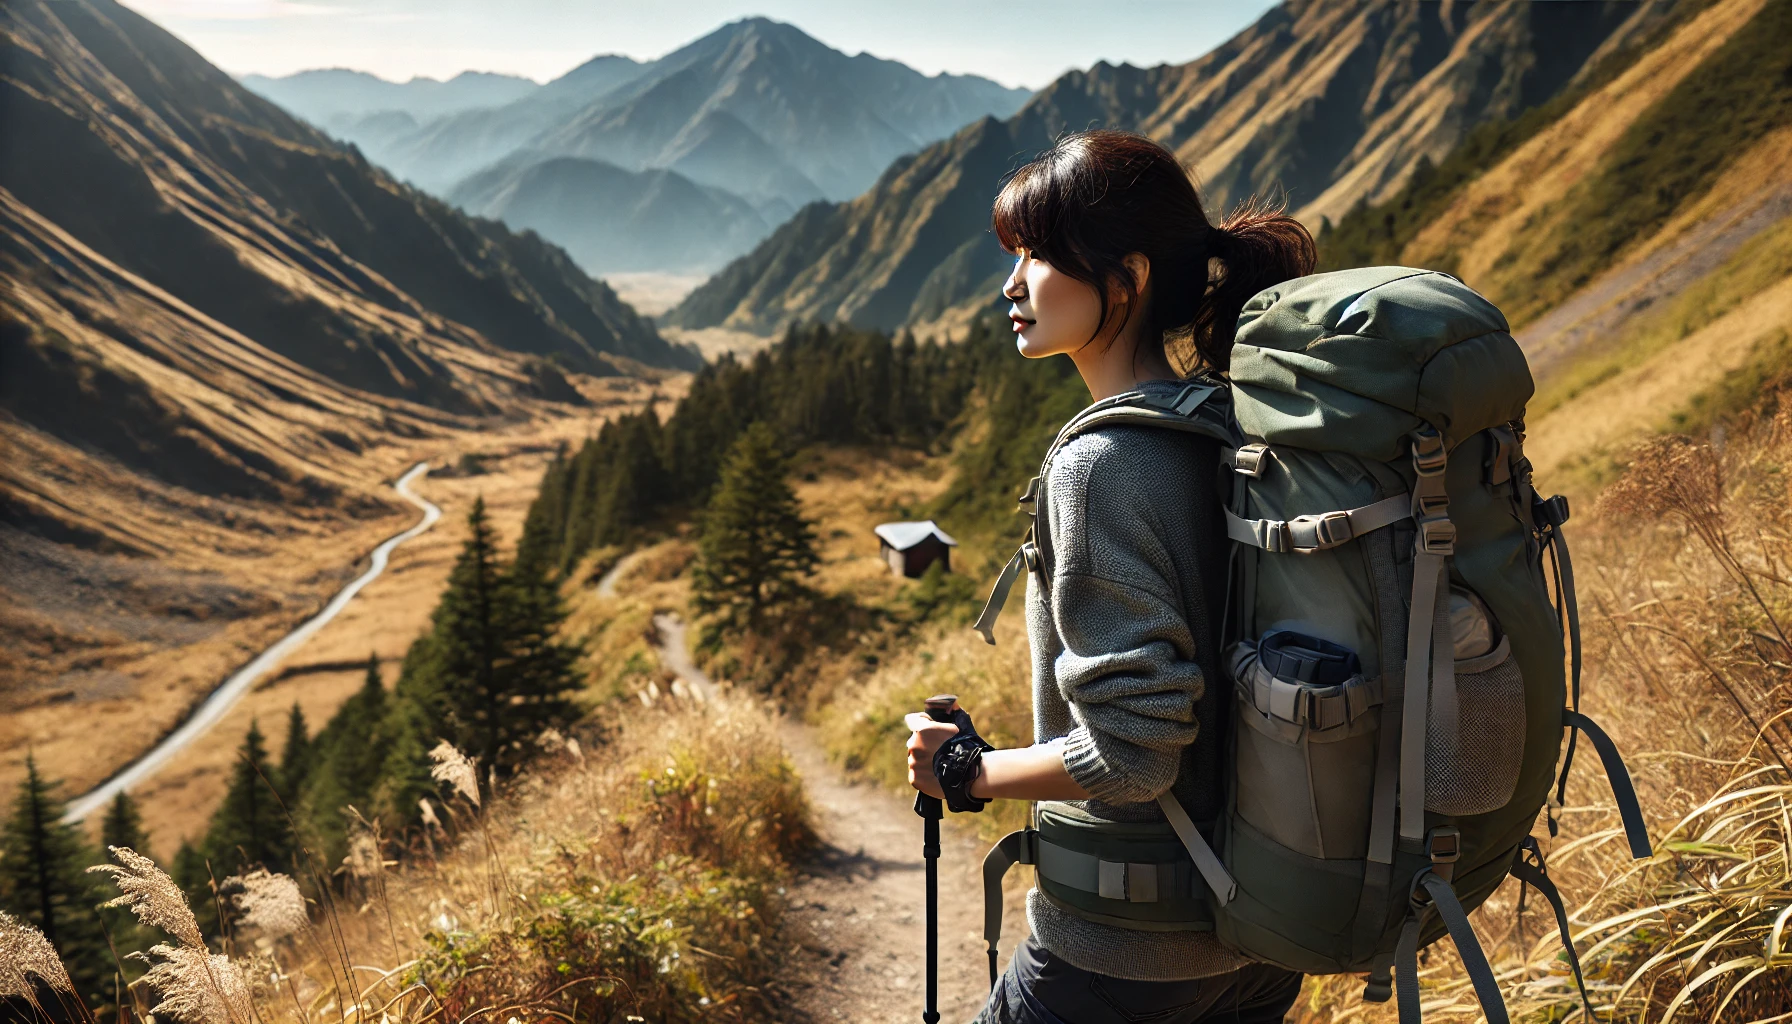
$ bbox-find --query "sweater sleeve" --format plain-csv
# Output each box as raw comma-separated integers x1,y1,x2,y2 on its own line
1045,430,1205,805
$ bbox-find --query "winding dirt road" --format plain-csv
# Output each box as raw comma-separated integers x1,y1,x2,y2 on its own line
62,463,442,823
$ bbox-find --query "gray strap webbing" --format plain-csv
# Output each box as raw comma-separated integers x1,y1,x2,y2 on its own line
1400,554,1443,843
983,829,1035,991
1429,566,1457,745
1034,838,1178,903
1400,425,1452,845
972,541,1028,645
1563,710,1653,859
1157,793,1235,905
1510,837,1596,1021
1224,494,1411,554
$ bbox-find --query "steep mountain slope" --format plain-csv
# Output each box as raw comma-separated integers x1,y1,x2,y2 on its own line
0,0,694,718
448,156,771,274
240,68,541,125
668,0,1676,337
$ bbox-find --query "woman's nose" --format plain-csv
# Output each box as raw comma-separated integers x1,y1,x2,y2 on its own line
1002,262,1026,301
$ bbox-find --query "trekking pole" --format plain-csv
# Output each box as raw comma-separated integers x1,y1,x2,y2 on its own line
916,694,958,1024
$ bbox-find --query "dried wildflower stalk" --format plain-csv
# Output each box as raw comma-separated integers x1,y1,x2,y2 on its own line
0,910,75,997
225,868,308,939
429,740,480,806
131,944,253,1024
89,845,204,948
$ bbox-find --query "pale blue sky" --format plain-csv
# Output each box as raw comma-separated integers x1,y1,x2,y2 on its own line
123,0,1278,91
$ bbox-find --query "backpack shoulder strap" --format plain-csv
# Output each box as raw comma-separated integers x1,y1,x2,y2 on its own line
1042,380,1242,469
971,380,1239,646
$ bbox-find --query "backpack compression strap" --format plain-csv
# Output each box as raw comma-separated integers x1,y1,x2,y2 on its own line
1396,871,1510,1024
1509,836,1597,1020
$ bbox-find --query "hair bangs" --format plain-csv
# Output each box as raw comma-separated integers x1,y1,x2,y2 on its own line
992,158,1071,262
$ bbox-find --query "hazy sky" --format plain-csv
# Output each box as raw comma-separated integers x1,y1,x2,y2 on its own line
122,1,1277,91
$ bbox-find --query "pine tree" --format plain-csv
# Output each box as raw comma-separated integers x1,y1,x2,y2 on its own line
96,792,155,976
298,657,388,865
691,421,819,632
278,702,313,802
200,721,290,877
0,755,114,1004
410,499,580,776
98,792,149,860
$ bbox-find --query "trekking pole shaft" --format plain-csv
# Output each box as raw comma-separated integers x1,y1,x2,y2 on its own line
924,806,941,1024
918,694,956,1024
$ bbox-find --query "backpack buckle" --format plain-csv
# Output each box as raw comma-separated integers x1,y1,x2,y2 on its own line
1411,426,1447,476
1427,826,1461,882
1538,493,1571,528
1294,510,1354,550
1418,517,1456,556
1231,444,1271,478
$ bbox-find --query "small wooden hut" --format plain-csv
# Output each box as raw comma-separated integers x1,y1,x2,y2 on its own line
873,520,958,578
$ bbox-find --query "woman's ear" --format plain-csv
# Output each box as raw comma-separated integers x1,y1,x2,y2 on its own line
1122,252,1151,297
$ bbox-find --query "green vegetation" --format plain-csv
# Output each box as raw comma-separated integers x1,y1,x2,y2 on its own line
1316,101,1582,274
0,756,113,1007
197,721,291,880
1533,212,1792,418
692,423,820,633
1503,0,1792,324
1313,1,1701,276
527,322,990,575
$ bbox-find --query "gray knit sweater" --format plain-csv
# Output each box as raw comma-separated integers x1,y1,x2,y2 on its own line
1023,382,1250,982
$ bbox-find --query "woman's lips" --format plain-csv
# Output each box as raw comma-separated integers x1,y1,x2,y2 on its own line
1010,314,1034,333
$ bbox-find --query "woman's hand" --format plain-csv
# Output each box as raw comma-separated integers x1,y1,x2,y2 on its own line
905,711,960,799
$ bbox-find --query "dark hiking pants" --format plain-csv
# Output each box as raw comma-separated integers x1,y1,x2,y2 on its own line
972,936,1303,1024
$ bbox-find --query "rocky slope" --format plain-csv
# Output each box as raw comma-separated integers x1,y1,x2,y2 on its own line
668,0,1677,337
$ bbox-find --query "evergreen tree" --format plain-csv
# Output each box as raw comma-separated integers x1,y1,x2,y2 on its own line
691,421,819,632
98,792,149,860
0,755,113,1004
408,499,580,776
199,721,290,877
278,702,313,802
96,792,155,976
298,657,388,865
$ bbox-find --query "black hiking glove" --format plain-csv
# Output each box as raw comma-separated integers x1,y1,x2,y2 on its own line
932,707,995,813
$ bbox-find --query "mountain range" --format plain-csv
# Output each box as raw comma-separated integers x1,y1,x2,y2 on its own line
0,0,701,699
667,0,1679,337
245,20,1031,276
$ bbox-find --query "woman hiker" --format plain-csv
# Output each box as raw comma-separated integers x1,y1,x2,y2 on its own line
905,129,1316,1024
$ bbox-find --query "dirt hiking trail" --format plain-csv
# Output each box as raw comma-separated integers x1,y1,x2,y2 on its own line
651,615,1026,1022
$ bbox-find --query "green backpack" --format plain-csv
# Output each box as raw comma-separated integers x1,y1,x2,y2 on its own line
974,266,1651,1023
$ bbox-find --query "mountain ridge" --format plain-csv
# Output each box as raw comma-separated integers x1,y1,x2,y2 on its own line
668,0,1677,338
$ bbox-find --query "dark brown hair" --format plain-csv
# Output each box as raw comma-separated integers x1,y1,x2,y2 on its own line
992,129,1315,371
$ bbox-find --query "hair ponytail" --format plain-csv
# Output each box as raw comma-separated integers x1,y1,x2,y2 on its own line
992,130,1316,374
1194,195,1317,371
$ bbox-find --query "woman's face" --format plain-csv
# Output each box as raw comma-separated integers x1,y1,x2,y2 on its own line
1002,250,1105,359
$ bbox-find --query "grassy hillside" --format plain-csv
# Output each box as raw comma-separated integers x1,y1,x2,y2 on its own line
669,1,1669,340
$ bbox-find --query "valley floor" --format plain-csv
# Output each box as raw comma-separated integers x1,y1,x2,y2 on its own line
1,373,676,852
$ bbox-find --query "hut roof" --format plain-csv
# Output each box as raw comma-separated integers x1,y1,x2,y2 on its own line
873,520,958,551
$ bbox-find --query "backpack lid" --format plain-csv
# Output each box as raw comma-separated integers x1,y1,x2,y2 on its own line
1229,267,1533,461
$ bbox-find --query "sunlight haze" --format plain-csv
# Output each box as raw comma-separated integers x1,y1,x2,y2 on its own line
121,0,1277,89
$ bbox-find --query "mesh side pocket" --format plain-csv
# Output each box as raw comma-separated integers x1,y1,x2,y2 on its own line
1425,637,1525,816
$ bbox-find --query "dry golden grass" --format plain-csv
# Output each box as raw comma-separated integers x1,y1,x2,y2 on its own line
44,696,811,1024
1400,0,1768,300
